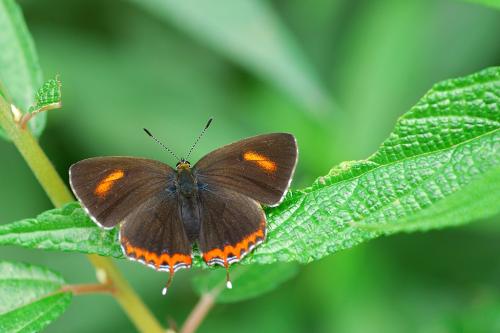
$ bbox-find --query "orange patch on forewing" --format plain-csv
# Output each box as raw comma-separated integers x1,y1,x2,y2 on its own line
94,170,125,197
243,151,277,173
122,237,192,271
202,220,266,265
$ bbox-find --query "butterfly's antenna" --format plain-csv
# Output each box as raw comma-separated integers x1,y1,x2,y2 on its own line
185,117,213,160
143,128,180,161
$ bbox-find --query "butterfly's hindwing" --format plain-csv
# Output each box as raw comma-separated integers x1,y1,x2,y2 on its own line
119,192,192,272
198,185,266,267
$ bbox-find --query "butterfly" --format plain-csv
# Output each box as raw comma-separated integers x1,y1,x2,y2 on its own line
69,119,298,294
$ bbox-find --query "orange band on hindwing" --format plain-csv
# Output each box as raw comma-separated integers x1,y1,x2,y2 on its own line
95,169,125,197
243,151,277,173
202,220,266,266
121,236,192,272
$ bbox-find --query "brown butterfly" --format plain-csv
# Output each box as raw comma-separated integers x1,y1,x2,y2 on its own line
69,119,298,294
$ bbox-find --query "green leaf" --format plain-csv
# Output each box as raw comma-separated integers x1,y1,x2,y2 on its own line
0,261,72,333
128,0,330,114
0,0,45,139
248,66,500,264
0,202,122,258
0,68,498,269
28,76,62,114
192,263,299,303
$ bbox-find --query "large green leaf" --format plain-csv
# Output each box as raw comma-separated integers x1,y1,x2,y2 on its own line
0,68,498,267
0,0,45,139
0,261,72,333
192,263,299,303
129,0,330,114
0,203,122,258
250,66,499,264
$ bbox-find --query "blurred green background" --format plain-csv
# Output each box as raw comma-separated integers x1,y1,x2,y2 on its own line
1,0,500,332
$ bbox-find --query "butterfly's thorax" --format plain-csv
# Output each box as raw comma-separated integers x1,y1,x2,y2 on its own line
177,167,197,197
176,164,201,242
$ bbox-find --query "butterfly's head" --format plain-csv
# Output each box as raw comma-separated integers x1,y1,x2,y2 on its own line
176,159,191,170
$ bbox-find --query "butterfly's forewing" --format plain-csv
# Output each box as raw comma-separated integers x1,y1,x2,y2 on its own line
69,157,174,228
193,133,298,206
198,185,266,267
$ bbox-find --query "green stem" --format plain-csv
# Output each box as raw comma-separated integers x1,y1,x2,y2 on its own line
180,291,218,333
88,255,168,333
0,95,165,333
0,97,72,206
60,282,115,295
180,281,228,333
